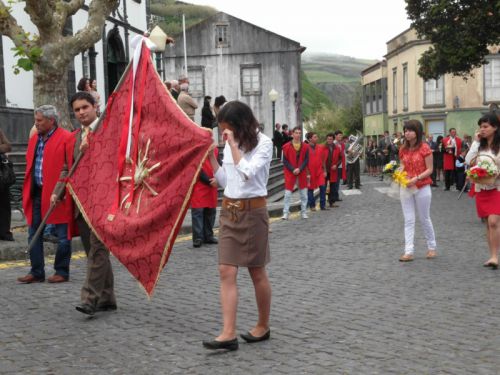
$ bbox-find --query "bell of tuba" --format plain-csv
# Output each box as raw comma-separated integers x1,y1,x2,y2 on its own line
346,130,365,164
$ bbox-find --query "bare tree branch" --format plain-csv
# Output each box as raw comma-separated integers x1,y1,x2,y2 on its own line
0,1,29,48
64,0,120,56
61,0,85,18
24,0,55,35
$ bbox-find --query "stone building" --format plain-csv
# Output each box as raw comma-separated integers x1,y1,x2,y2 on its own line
162,12,305,139
362,28,500,139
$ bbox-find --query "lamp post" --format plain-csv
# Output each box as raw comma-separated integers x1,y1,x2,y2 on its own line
149,25,168,79
268,89,279,132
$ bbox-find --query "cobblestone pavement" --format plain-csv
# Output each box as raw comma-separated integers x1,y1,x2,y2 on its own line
1,177,498,374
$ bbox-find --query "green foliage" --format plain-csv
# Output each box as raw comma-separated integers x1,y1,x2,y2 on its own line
150,2,217,36
11,34,42,75
405,0,500,79
304,86,363,141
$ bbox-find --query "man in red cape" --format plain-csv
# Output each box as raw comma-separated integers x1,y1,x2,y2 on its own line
68,40,213,296
306,131,327,211
282,126,310,220
443,128,462,191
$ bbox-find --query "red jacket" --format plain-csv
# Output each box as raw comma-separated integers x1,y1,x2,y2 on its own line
282,141,310,190
325,143,346,183
23,127,73,226
307,143,326,189
191,148,218,209
442,136,462,170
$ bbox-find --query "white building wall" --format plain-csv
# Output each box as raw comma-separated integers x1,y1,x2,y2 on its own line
3,0,147,111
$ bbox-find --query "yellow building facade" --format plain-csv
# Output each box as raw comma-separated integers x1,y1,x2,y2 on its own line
362,28,500,139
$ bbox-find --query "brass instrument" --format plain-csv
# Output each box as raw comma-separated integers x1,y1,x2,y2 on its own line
346,130,364,164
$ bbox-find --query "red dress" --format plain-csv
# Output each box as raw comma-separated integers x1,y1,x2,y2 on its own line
399,143,433,189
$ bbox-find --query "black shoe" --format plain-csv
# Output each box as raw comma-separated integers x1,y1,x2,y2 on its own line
96,303,117,312
355,186,361,189
335,199,343,202
204,238,218,244
75,304,95,316
483,261,499,269
240,329,271,343
202,338,239,351
193,239,202,248
444,188,450,191
320,207,329,211
0,233,14,241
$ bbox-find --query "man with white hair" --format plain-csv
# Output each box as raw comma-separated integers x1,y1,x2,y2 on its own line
18,105,74,284
177,82,198,122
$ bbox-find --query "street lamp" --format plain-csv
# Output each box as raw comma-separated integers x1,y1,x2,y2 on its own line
268,89,279,132
149,25,168,79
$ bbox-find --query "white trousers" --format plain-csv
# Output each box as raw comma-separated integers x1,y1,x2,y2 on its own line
283,188,308,215
400,185,437,254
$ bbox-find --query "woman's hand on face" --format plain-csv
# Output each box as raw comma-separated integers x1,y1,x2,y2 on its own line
223,129,236,146
474,130,480,142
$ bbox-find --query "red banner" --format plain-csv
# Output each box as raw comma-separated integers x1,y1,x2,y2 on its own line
68,42,213,296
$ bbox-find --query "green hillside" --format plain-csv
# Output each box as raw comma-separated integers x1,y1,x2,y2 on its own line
150,0,217,36
301,70,333,120
302,53,377,108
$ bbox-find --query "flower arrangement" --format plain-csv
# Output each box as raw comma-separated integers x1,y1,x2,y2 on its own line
467,157,498,185
383,161,410,187
382,160,416,199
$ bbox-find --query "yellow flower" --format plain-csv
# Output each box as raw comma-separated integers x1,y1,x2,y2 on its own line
393,170,409,188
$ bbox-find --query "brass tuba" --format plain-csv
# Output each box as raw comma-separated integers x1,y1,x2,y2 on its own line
346,130,365,164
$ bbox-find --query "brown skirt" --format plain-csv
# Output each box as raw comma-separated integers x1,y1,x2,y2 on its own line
218,205,270,267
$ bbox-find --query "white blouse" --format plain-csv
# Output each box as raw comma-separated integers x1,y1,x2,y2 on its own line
215,132,273,199
465,140,500,191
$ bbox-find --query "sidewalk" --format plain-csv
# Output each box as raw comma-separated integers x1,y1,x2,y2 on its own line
1,189,313,261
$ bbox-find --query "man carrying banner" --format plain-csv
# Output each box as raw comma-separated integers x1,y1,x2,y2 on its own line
55,92,117,315
18,106,73,284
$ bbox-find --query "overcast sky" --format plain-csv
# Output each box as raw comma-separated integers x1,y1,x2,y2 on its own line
187,0,411,60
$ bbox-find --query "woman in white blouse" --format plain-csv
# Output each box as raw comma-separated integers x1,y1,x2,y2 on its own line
465,112,500,268
202,101,273,351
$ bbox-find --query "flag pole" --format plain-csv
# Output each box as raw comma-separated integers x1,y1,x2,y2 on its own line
182,14,188,79
24,58,135,257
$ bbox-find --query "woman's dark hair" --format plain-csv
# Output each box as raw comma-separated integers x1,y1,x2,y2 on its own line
402,119,424,149
77,77,89,91
217,101,259,152
214,95,226,108
436,135,443,144
478,112,500,155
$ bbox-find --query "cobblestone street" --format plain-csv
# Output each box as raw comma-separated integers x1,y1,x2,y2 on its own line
1,177,498,374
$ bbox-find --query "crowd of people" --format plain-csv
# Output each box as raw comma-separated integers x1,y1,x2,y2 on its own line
0,69,499,353
364,128,474,192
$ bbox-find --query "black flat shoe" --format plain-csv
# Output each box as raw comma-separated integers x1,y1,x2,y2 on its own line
483,262,499,269
96,303,118,312
202,338,238,351
204,238,218,244
75,304,96,316
240,329,271,343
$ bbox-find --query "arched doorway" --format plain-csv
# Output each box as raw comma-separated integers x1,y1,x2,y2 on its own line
106,27,127,96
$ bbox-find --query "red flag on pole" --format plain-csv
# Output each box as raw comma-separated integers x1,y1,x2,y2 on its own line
68,39,213,296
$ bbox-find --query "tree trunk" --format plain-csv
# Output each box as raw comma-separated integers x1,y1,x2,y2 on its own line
33,54,73,130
